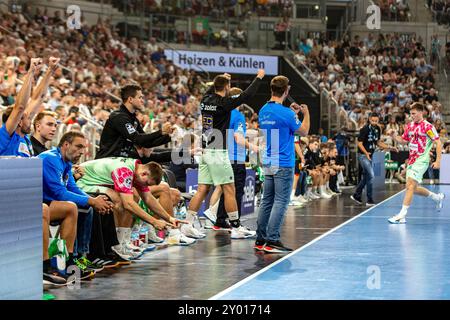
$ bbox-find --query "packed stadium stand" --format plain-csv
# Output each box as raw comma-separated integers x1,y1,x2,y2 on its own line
1,0,450,301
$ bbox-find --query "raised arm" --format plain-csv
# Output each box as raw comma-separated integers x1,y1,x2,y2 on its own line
292,103,310,137
221,69,265,111
5,58,42,135
26,57,60,118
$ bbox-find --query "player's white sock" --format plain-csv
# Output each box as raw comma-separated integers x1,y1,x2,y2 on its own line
187,210,197,224
290,189,296,200
428,192,440,202
209,198,220,215
399,205,409,217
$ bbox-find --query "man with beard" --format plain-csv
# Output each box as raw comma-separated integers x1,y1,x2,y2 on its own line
39,131,113,280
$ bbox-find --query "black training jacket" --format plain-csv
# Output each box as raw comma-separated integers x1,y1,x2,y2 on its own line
96,104,171,160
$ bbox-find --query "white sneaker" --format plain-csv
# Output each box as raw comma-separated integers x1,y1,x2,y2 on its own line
436,192,445,211
326,188,337,196
319,190,332,199
167,229,196,246
111,245,132,261
289,199,303,206
181,223,206,239
147,225,164,243
125,240,144,253
296,195,309,203
309,190,320,199
123,243,144,259
305,191,316,201
231,225,256,239
137,239,156,252
388,214,407,224
203,208,217,224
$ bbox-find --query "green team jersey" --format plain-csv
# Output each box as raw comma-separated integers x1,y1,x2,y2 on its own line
77,157,149,194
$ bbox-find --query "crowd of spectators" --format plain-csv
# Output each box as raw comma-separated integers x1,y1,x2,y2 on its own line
376,0,411,22
107,0,294,19
428,0,450,26
0,6,210,156
292,32,448,150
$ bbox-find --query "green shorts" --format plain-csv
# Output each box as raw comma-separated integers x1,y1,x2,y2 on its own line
198,149,234,186
406,160,429,184
76,179,111,195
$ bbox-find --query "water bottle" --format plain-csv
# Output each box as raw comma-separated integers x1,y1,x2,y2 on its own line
130,231,140,247
176,206,187,219
139,226,148,244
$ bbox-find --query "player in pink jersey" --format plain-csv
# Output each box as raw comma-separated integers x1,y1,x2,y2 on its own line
388,103,445,224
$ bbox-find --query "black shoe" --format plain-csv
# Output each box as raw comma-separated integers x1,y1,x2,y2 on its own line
105,251,131,266
43,268,67,286
350,194,363,205
77,256,105,273
366,200,376,207
253,239,265,251
64,265,95,281
263,241,293,253
91,257,120,269
66,259,96,280
212,221,232,231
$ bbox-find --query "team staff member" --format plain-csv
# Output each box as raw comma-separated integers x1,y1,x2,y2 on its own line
96,84,173,160
350,113,397,206
255,75,310,253
183,70,265,240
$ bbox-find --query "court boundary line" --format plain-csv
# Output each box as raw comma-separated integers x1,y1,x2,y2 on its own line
209,189,405,300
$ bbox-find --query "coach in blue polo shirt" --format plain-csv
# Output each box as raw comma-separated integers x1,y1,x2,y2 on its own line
255,76,310,253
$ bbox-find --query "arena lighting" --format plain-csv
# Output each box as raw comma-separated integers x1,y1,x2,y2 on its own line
314,5,320,10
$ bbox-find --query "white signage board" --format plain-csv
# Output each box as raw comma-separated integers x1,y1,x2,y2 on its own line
164,49,279,75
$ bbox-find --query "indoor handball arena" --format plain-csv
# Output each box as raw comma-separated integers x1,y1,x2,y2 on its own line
1,0,450,305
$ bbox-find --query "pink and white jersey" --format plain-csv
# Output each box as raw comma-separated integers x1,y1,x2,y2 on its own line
401,120,439,165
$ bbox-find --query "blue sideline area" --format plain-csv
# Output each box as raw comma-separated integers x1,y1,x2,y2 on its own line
0,158,42,300
212,186,450,300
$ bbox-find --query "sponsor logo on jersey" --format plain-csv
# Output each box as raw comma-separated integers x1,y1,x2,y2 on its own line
126,123,136,134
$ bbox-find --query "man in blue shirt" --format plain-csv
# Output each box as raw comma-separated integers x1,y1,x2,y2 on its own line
39,131,112,278
1,57,59,157
0,58,41,156
255,76,310,253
